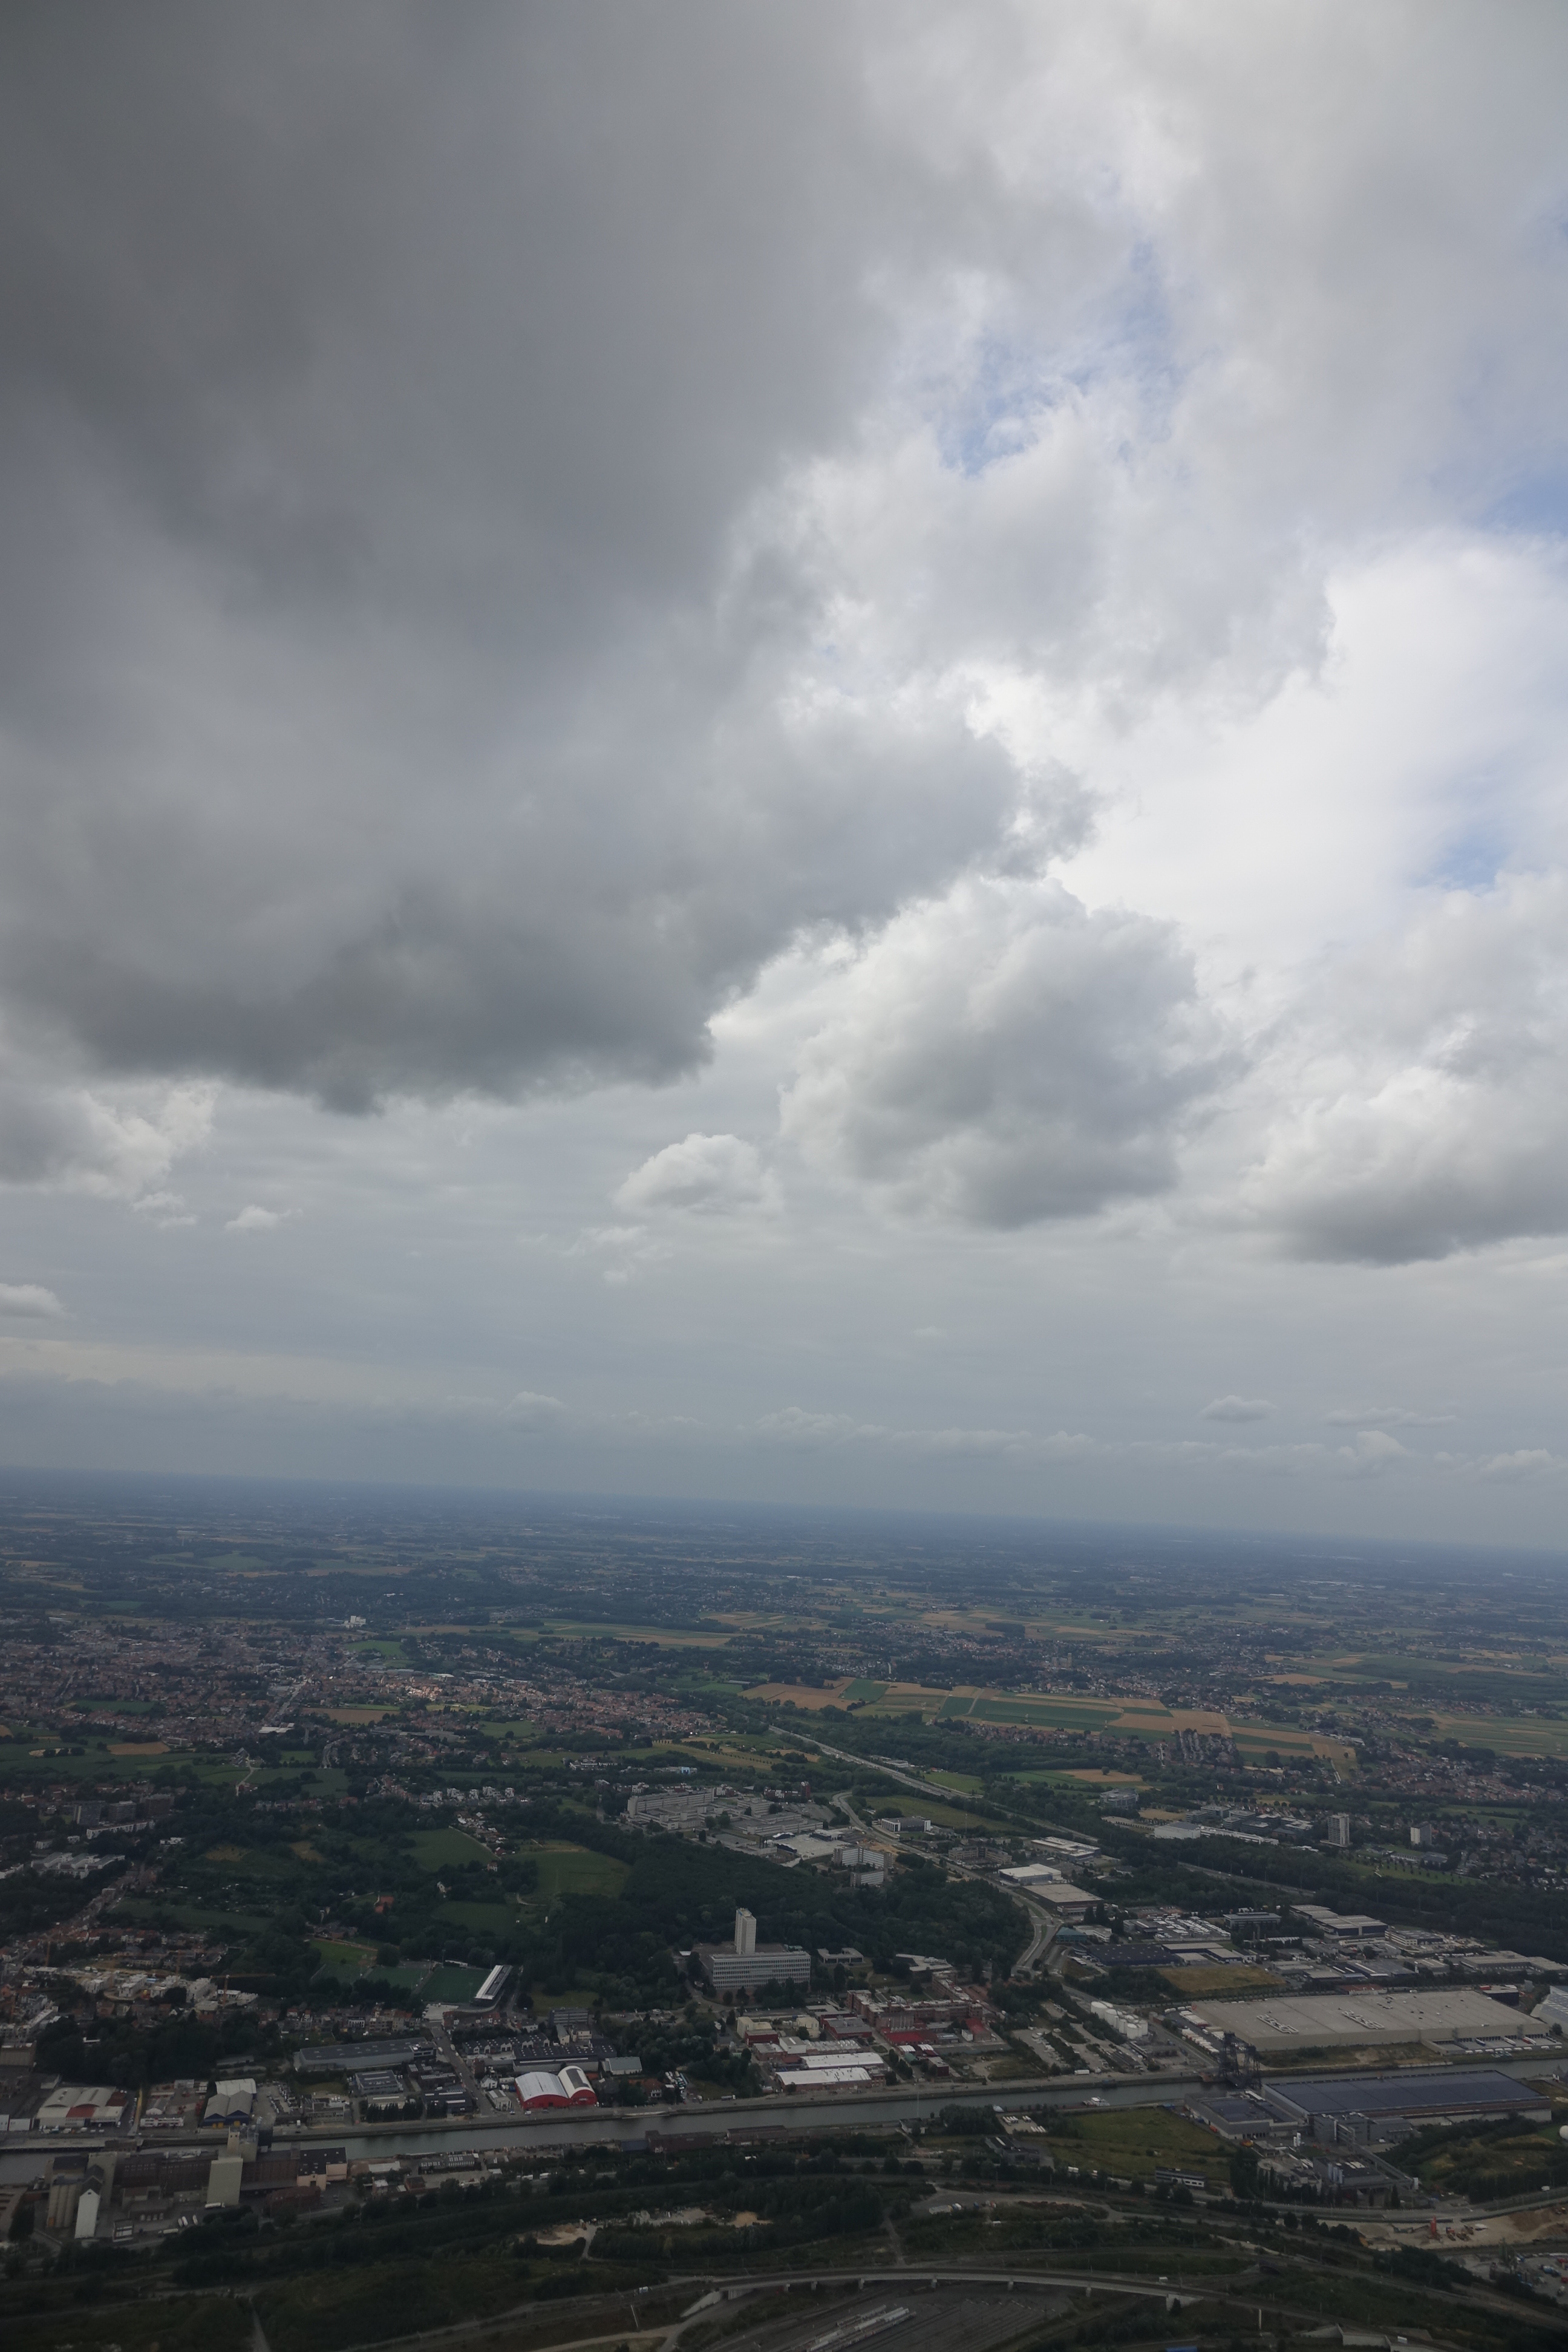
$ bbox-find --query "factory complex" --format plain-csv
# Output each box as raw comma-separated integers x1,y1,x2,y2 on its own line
1187,1984,1552,2054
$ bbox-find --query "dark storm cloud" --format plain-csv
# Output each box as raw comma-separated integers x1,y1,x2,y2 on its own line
0,3,1028,1107
0,4,879,624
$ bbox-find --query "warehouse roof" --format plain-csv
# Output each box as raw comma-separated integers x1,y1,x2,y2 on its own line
1267,2068,1549,2123
1192,1987,1549,2050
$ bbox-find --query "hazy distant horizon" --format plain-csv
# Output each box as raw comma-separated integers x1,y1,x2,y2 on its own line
3,1459,1566,1579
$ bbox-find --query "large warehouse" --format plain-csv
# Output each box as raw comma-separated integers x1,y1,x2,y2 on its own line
1190,1986,1550,2053
513,2065,597,2110
1267,2068,1550,2140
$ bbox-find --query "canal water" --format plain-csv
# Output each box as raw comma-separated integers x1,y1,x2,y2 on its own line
0,2071,1201,2178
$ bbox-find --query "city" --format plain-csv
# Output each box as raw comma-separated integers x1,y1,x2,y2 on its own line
4,1481,1568,2350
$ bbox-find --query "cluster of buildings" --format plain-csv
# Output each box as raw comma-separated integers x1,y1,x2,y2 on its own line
0,1601,719,1809
0,2064,286,2140
13,2138,354,2243
695,1906,814,1996
690,1913,1005,2090
733,1988,1005,2093
737,2013,886,2093
372,1633,714,1751
1085,1896,1565,2002
622,1782,877,1870
1184,2065,1555,2206
0,1612,356,1752
451,2011,642,2111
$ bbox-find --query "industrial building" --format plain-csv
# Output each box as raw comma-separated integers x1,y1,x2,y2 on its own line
41,2143,351,2236
1536,1982,1568,2032
294,2035,432,2076
624,1785,713,1832
34,2082,134,2131
696,1906,812,1995
202,2079,257,2126
1189,1985,1550,2053
513,2064,597,2109
1293,1904,1387,1939
1267,2068,1550,2144
472,1964,512,2008
1017,1878,1098,1919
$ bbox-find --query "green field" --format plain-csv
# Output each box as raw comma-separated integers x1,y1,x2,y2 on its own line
441,1900,520,1932
0,1742,177,1783
411,1826,492,1869
187,1762,351,1797
313,1938,376,1971
1417,1712,1568,1758
123,1898,275,1938
916,1800,1012,1833
422,1962,487,2004
203,1843,303,1879
376,1961,434,1992
1065,2104,1233,2185
941,1694,1116,1728
521,1841,629,1901
840,1679,887,1704
4,2293,250,2352
1400,2119,1568,2198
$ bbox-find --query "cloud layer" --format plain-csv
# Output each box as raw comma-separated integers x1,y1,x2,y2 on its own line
2,7,1568,1529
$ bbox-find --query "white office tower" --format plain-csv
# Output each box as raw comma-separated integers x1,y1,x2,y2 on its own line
734,1907,757,1955
1327,1814,1351,1847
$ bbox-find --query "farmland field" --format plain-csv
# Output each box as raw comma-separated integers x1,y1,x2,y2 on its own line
411,1826,492,1869
521,1841,629,1901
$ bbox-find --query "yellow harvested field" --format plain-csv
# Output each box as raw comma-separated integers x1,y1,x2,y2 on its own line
109,1740,168,1755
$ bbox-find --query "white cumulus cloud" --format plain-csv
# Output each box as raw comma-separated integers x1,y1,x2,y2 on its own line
225,1204,286,1233
615,1132,778,1218
0,1282,65,1318
1200,1396,1274,1422
782,877,1235,1226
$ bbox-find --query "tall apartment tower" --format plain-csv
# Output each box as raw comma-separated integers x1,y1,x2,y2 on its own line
734,1907,757,1956
1327,1814,1351,1848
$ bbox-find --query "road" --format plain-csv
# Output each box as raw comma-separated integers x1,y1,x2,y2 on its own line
1010,1906,1056,1979
427,2011,483,2108
812,1749,1061,1981
284,2258,1362,2352
319,2268,1267,2352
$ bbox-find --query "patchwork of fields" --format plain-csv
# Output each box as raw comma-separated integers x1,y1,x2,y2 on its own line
746,1675,1359,1766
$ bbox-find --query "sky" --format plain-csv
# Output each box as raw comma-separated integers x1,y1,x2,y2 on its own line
4,1,1568,1544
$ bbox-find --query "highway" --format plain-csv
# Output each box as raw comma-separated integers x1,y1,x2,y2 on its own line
320,2266,1264,2352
